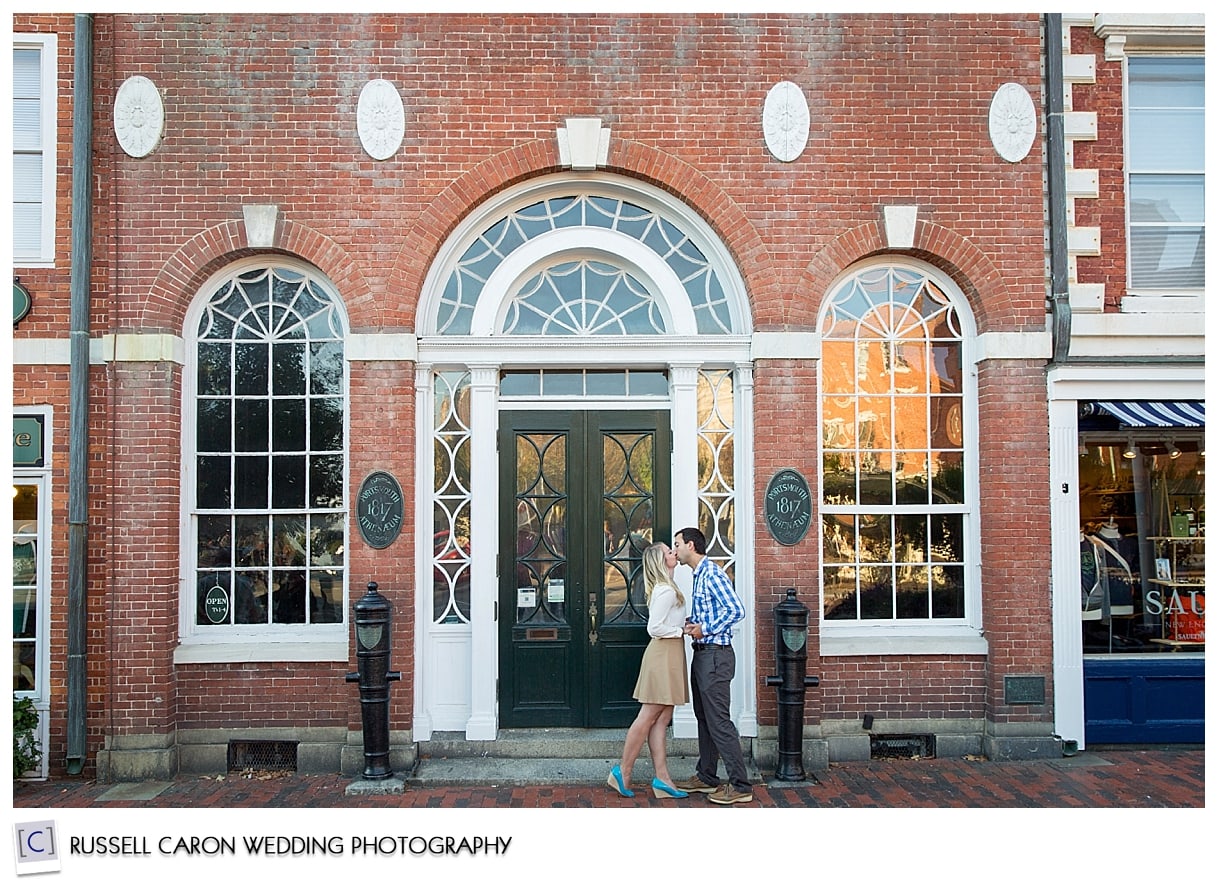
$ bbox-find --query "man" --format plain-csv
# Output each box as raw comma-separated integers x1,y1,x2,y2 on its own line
672,526,752,805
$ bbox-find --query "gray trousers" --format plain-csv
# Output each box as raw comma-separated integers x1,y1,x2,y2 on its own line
690,644,750,790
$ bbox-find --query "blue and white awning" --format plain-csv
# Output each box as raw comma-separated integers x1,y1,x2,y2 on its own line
1095,401,1205,428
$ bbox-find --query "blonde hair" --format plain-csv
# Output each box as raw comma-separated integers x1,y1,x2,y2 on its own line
642,543,684,607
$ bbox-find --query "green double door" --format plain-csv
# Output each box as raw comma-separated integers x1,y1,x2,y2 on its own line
499,410,670,728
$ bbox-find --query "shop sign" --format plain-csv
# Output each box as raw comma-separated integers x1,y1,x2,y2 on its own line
13,415,45,468
764,467,812,546
203,585,230,624
357,471,404,549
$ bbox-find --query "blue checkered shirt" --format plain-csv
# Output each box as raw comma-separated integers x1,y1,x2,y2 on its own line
688,556,744,646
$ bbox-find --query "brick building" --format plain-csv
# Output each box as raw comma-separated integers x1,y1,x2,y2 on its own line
10,13,1202,782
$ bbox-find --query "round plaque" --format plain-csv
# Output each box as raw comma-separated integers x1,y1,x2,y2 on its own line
113,75,165,158
988,82,1037,163
357,79,405,161
357,471,405,549
763,80,810,163
764,468,813,546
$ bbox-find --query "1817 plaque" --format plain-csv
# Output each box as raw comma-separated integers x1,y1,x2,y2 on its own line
357,471,404,549
764,468,812,546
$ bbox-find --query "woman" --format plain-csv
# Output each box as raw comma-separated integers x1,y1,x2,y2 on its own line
607,542,689,799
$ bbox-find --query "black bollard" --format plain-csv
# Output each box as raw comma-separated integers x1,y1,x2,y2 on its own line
345,581,401,780
764,588,820,781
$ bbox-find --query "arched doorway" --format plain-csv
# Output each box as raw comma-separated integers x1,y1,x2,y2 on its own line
414,175,754,739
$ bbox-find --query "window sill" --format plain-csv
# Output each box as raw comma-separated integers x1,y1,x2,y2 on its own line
174,638,348,665
820,628,988,657
1120,292,1204,314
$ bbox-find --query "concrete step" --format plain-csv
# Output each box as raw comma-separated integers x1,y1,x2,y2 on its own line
419,728,701,760
409,729,760,786
409,756,652,787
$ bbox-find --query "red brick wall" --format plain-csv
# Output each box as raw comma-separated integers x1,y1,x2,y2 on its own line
818,658,987,720
976,360,1054,723
13,13,1051,766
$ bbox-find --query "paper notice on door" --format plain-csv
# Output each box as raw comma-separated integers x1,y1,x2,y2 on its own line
517,587,536,608
547,578,565,603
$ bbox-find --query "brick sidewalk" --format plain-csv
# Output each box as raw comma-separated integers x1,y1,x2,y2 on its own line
13,748,1203,809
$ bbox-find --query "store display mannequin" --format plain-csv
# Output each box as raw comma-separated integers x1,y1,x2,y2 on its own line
1082,520,1135,620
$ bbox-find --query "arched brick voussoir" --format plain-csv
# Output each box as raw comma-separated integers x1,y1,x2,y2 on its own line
798,219,1019,333
142,219,376,334
387,137,778,334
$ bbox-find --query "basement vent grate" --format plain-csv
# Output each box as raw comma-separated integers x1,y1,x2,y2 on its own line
870,734,935,760
227,740,298,772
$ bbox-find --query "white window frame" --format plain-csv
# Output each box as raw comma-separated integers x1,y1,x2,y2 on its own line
13,407,53,780
817,258,986,657
175,257,350,664
1093,15,1205,312
12,34,58,267
1123,54,1204,305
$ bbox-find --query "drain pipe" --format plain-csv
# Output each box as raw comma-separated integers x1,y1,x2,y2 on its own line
66,12,94,776
1044,13,1071,364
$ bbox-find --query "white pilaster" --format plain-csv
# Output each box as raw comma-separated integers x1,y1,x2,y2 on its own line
466,364,501,740
412,365,435,741
733,364,758,737
1048,398,1086,748
669,364,701,739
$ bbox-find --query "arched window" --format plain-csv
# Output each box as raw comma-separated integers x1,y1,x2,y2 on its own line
819,261,976,627
185,262,347,636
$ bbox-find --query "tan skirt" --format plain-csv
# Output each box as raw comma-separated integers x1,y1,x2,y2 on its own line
633,637,689,706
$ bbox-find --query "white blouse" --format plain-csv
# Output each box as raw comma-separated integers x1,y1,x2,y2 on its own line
647,582,687,639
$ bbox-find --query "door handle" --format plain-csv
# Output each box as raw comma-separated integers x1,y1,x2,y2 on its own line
588,593,598,646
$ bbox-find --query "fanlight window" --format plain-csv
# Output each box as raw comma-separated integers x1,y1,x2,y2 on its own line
437,194,733,335
503,259,667,335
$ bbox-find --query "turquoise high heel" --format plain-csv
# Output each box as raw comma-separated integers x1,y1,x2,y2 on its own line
651,777,688,799
607,765,635,797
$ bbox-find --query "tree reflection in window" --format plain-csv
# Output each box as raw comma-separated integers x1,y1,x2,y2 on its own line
820,265,968,622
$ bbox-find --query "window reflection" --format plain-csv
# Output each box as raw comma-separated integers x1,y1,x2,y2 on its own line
820,265,970,623
13,483,40,692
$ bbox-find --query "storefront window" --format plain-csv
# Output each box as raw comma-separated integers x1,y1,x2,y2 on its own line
1078,424,1204,653
12,482,41,693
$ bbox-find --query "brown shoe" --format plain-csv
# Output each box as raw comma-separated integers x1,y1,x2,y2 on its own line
672,775,716,794
708,783,754,805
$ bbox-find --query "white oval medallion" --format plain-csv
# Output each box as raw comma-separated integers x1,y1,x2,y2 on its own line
357,79,405,161
113,75,165,158
763,80,810,163
988,82,1037,163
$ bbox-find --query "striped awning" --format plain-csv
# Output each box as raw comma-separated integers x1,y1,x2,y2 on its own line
1095,401,1205,428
